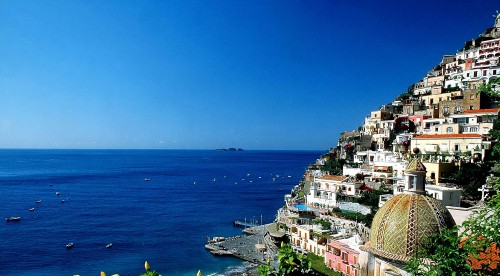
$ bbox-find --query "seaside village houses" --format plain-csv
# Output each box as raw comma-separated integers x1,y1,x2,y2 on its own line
267,14,500,276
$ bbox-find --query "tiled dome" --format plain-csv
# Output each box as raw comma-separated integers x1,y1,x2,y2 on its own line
406,158,426,172
364,193,455,262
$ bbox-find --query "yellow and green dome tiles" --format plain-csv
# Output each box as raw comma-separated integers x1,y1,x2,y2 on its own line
406,158,426,172
365,193,455,262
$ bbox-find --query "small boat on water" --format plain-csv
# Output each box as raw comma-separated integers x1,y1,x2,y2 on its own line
66,243,74,249
36,200,42,203
5,217,21,222
29,208,35,212
144,178,151,182
56,192,61,196
106,243,113,248
61,200,65,203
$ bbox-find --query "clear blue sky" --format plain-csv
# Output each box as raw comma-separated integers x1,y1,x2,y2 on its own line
1,1,499,150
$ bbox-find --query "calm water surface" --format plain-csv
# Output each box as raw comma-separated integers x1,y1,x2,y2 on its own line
0,149,321,275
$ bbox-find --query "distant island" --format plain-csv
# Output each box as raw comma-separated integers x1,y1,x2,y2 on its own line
215,148,244,152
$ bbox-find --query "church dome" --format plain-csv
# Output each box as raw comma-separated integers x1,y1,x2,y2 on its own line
364,193,455,262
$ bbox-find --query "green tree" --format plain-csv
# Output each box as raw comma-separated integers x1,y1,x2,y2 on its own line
478,77,500,98
320,158,345,175
449,162,491,200
404,227,474,276
258,243,315,275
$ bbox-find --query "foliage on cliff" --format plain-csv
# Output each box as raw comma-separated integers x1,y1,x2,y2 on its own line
258,243,315,275
449,162,492,200
320,158,345,175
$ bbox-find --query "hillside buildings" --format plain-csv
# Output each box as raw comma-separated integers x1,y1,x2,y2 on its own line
268,13,500,276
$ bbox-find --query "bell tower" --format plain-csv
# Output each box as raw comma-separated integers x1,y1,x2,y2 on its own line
404,159,427,195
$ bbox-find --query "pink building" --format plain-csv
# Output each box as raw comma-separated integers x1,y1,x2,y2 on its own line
325,236,362,276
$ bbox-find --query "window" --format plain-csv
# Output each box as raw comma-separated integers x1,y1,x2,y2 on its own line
474,71,478,77
494,69,497,75
470,105,474,110
455,144,460,151
431,172,435,179
447,127,453,133
443,106,449,114
470,94,475,100
342,252,348,262
353,255,358,264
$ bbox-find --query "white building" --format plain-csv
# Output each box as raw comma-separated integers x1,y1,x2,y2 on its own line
306,175,364,208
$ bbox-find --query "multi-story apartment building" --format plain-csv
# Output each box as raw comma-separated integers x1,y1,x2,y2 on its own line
325,235,363,276
438,88,482,118
290,224,328,256
410,133,487,157
447,108,498,135
306,175,364,208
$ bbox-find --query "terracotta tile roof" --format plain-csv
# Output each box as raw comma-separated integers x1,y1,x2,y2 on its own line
320,175,347,181
463,108,498,114
414,134,482,139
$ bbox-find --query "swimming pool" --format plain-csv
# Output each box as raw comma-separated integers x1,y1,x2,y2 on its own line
294,204,318,211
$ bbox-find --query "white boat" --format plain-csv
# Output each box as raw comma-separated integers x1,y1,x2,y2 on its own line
144,178,151,182
5,217,21,222
29,208,35,212
66,243,74,249
56,192,60,196
106,243,113,248
36,200,42,203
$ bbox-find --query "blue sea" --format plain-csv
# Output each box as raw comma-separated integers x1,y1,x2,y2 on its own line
0,149,321,276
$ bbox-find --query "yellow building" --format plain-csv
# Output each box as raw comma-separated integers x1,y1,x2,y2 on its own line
410,133,484,156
